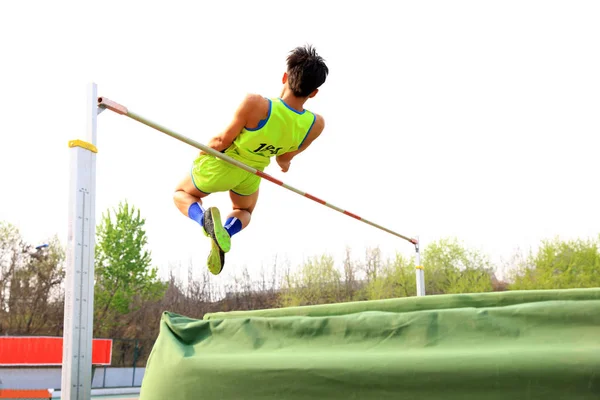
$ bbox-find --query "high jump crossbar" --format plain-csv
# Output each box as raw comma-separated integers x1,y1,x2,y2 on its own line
96,95,425,295
96,96,421,247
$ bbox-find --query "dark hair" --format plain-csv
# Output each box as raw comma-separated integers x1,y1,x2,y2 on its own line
286,44,329,97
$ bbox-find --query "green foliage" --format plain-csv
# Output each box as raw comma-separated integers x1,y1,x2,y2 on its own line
364,253,416,300
280,239,498,307
280,254,343,307
422,237,494,294
509,236,600,290
362,239,494,301
94,201,166,321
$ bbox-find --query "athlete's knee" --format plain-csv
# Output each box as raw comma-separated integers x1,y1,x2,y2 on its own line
233,205,254,215
230,193,258,214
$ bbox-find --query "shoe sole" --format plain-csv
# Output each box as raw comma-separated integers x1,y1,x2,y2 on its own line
204,207,231,253
206,239,225,275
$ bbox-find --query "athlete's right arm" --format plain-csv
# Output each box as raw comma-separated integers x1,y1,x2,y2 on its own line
202,94,268,154
276,114,325,172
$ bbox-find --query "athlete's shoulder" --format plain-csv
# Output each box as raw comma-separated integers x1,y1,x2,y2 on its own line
239,93,270,110
310,112,325,135
242,92,267,103
236,93,270,122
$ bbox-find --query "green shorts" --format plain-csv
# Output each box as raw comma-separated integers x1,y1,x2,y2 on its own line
190,154,261,196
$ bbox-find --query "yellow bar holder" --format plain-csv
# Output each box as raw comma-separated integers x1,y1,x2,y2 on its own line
69,139,98,153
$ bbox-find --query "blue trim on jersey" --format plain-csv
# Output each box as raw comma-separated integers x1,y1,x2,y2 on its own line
278,97,306,114
298,113,317,149
245,98,272,131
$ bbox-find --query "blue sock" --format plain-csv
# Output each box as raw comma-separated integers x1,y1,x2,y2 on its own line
188,202,205,225
224,217,243,237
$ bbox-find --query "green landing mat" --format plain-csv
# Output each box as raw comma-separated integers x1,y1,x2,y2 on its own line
139,288,600,399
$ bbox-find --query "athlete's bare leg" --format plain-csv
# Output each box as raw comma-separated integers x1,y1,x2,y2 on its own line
227,189,259,231
173,174,228,274
173,174,208,216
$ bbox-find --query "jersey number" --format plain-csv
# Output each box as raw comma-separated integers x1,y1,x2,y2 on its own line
253,143,283,155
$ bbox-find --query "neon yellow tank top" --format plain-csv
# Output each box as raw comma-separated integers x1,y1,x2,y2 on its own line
223,97,316,170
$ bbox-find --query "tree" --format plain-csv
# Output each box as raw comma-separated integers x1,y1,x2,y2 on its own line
94,201,166,334
363,246,382,283
422,237,494,294
280,254,343,307
0,222,65,335
508,235,600,290
364,253,416,300
7,235,65,334
342,247,358,301
0,222,25,315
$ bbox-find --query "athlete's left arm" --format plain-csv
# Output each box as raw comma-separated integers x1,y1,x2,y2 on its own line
276,114,325,172
202,94,265,154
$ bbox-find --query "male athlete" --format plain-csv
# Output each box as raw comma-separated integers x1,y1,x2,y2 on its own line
173,44,328,274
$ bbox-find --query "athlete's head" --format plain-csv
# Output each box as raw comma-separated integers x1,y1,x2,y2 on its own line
283,44,328,98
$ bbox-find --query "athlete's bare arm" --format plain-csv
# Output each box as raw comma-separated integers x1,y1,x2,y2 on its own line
276,114,325,172
202,94,270,154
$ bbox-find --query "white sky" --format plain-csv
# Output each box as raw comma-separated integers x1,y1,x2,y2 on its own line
1,0,599,288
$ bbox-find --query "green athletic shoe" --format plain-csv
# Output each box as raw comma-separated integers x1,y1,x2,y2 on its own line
206,236,225,275
203,207,231,253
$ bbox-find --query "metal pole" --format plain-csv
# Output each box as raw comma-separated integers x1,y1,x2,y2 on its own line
62,82,98,400
97,97,417,246
415,236,425,296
